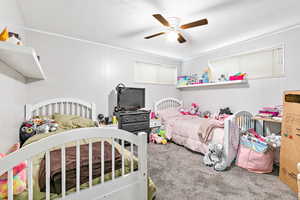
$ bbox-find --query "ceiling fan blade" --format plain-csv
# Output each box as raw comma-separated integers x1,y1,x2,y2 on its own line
153,14,170,27
144,32,166,39
177,33,186,43
180,18,208,29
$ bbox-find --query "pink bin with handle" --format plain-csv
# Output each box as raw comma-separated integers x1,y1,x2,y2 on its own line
236,145,274,173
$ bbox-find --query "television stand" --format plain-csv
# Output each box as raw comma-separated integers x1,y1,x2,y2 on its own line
115,110,150,143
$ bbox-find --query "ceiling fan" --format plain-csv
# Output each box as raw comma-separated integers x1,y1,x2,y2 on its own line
144,14,208,44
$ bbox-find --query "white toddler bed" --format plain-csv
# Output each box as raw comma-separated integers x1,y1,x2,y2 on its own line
154,97,254,168
0,98,148,200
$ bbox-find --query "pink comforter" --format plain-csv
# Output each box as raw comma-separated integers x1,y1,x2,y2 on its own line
163,115,224,144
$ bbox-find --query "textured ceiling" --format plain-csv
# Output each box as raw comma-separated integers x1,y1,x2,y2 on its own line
17,0,300,60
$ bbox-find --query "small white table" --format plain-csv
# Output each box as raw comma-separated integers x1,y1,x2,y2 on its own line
150,119,161,128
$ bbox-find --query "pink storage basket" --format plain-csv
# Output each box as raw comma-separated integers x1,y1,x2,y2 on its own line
236,144,274,173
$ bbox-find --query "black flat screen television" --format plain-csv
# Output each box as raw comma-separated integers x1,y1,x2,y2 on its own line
117,87,145,111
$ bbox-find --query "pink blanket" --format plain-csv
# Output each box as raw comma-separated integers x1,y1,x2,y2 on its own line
162,114,223,144
198,119,224,144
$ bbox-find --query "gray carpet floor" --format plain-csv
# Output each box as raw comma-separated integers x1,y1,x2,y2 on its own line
148,143,297,200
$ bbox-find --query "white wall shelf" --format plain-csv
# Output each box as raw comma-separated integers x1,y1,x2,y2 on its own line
0,42,46,83
177,80,248,89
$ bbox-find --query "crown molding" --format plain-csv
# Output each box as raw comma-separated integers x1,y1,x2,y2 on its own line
23,27,182,62
183,22,300,62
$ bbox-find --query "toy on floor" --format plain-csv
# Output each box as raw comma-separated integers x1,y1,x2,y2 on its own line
150,127,168,144
203,143,227,171
0,143,27,199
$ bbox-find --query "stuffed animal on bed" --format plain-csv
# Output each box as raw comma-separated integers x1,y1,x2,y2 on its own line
203,143,227,171
0,143,27,199
19,118,59,146
179,103,200,116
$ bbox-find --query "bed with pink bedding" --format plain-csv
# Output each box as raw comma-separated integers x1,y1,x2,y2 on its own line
158,109,225,154
154,98,254,168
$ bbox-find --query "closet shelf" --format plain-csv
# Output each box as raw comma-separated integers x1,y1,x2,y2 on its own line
0,42,46,83
177,80,248,89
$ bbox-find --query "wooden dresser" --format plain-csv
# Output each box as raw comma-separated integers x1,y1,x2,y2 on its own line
280,91,300,193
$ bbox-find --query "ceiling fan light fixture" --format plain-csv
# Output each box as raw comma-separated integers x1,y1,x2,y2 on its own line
167,30,179,42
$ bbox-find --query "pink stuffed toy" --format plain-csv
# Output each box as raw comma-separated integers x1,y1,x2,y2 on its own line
0,143,27,199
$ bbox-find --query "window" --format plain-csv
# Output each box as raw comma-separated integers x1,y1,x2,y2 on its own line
134,62,177,84
208,46,284,80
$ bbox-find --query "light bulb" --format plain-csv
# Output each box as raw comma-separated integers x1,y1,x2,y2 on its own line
167,31,179,42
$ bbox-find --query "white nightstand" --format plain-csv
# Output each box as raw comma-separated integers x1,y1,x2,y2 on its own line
150,119,161,128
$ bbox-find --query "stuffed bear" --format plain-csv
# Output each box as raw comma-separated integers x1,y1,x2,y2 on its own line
203,143,227,171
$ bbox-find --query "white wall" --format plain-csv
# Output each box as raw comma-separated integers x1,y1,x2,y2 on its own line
0,0,27,153
25,31,181,116
180,26,300,115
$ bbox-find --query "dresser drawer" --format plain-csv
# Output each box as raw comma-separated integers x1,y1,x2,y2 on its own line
121,121,149,132
120,114,149,123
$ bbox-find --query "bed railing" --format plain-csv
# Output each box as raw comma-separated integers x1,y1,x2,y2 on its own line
224,111,254,167
0,128,148,200
25,98,97,121
154,97,183,114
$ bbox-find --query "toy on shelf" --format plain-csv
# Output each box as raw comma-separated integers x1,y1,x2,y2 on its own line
202,68,211,83
177,75,189,86
218,74,228,82
0,27,23,45
229,72,247,81
0,27,9,41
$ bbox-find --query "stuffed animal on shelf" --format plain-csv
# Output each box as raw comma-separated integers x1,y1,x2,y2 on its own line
203,143,227,171
201,67,212,83
0,27,9,41
218,74,228,82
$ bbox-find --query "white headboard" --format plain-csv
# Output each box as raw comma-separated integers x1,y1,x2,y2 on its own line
154,97,183,114
25,98,97,121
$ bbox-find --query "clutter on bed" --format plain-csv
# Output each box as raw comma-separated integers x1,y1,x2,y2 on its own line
19,117,59,146
236,129,278,173
203,143,227,171
0,143,27,199
179,103,201,116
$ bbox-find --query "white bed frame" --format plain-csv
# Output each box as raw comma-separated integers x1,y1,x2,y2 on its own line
154,97,254,168
0,98,148,200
